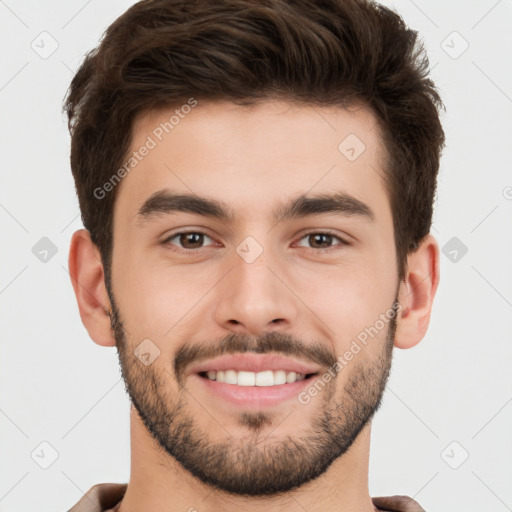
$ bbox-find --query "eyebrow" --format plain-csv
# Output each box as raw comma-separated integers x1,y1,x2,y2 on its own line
136,189,375,225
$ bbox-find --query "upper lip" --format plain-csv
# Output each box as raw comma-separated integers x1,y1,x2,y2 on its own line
187,353,322,376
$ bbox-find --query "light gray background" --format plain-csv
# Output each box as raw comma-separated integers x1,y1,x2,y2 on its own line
1,1,511,511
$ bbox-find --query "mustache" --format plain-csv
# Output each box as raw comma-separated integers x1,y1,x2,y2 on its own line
174,331,338,384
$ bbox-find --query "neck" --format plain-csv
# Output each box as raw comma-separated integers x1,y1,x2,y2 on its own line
118,407,377,512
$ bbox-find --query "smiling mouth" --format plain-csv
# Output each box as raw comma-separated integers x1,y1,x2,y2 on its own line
198,369,319,387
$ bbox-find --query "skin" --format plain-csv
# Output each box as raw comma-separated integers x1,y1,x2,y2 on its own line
69,100,440,512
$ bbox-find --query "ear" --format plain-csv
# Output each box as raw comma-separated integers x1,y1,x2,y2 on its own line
394,234,440,349
68,229,116,347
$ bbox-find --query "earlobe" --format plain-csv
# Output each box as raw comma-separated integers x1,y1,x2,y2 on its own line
68,229,116,347
394,234,440,349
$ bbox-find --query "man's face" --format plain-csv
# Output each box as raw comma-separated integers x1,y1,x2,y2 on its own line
108,100,400,495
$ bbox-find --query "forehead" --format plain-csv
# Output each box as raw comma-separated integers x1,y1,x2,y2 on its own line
114,99,390,226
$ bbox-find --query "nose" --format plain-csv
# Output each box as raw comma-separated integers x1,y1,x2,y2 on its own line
212,249,300,337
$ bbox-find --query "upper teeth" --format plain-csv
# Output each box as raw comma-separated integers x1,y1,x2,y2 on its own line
205,369,306,386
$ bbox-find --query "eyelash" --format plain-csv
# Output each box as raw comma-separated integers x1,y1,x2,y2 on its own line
162,230,350,254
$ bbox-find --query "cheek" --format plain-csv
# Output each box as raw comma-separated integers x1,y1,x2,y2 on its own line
292,254,396,330
114,255,215,339
294,272,396,377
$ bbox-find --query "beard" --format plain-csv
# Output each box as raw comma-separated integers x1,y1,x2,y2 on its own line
108,287,398,497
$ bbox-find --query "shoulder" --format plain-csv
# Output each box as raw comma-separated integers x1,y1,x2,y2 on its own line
371,494,426,512
67,482,127,512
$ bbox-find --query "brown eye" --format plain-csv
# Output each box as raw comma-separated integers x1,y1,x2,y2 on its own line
178,232,204,249
309,233,333,249
296,232,349,251
164,231,215,251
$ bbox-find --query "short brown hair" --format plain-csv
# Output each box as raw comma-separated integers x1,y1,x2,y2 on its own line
64,0,445,282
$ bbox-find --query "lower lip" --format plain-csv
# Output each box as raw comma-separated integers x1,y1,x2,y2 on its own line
191,374,316,408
